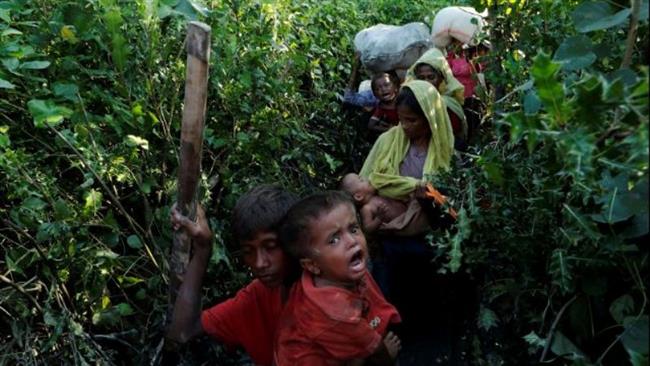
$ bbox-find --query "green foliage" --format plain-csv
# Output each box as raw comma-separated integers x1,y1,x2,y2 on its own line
438,0,648,364
1,0,647,364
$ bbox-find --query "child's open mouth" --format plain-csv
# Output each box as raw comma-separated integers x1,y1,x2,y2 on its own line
381,92,395,101
349,248,365,272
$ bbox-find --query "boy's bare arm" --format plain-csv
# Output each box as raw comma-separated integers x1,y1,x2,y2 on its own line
166,204,212,343
347,51,362,91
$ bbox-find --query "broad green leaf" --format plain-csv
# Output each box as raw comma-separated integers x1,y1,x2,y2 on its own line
116,303,134,316
0,134,9,147
23,196,47,210
53,82,79,101
1,28,22,36
2,57,19,72
641,0,649,22
19,61,50,70
592,175,647,224
572,1,631,33
523,91,541,115
523,331,546,348
609,68,638,87
571,75,605,121
126,235,142,249
622,212,649,238
554,35,596,70
0,8,10,23
0,77,15,89
173,0,211,19
621,316,649,355
27,99,73,128
627,349,649,366
550,330,586,360
610,294,635,324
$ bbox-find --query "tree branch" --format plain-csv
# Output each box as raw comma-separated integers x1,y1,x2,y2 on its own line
621,0,641,69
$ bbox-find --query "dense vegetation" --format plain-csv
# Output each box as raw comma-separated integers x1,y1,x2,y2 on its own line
0,0,647,365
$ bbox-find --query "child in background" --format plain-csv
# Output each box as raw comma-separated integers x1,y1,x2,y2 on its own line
274,191,402,366
446,40,477,100
340,173,407,233
368,71,400,133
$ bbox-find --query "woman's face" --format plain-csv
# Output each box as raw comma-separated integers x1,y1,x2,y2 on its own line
398,104,430,140
415,64,443,88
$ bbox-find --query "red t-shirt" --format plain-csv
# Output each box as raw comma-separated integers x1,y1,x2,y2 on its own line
201,279,282,366
371,105,400,127
274,270,401,366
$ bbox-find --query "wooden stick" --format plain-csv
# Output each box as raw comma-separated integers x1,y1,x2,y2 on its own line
168,21,211,319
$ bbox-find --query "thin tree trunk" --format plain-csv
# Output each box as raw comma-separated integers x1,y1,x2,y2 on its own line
168,21,211,322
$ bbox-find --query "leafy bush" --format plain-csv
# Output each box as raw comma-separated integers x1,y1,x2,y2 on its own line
1,0,646,364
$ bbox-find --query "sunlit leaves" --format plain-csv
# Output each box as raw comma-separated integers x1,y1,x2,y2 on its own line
125,134,149,150
83,189,103,216
531,52,568,126
27,99,73,128
59,25,78,43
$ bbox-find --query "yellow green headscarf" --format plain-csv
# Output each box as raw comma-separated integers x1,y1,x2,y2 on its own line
405,48,465,105
405,48,467,139
359,80,455,200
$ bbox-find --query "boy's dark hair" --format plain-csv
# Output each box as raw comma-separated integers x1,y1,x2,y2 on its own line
232,184,299,242
279,191,355,260
370,71,400,94
396,86,425,119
